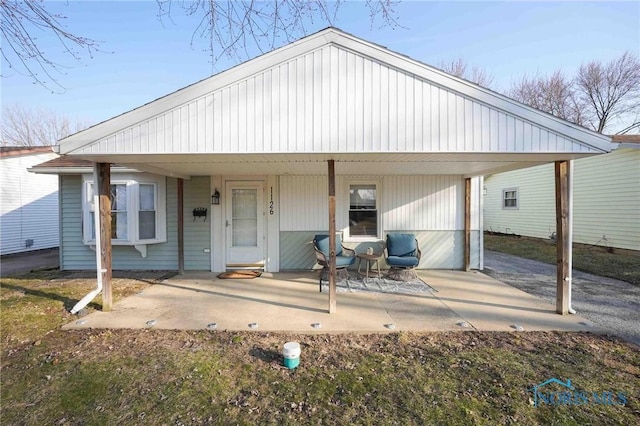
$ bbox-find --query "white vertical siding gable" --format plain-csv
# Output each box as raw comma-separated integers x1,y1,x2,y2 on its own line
69,39,606,157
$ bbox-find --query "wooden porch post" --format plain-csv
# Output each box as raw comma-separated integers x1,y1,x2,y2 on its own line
96,162,113,312
464,177,471,272
177,178,185,275
555,160,570,315
328,160,337,313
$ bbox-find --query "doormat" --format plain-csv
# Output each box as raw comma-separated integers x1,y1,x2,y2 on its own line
320,274,437,296
217,271,262,279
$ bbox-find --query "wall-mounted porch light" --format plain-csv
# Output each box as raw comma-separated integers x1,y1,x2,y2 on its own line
211,188,221,205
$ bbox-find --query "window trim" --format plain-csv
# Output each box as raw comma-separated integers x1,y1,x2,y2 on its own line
344,179,381,242
82,173,167,248
502,187,519,210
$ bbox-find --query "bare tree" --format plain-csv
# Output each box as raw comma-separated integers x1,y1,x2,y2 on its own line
576,52,640,133
509,71,586,126
438,58,494,88
156,0,402,65
1,0,102,92
509,51,640,134
1,104,90,146
2,0,401,90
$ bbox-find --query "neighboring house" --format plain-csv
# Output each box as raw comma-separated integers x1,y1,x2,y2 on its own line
32,28,611,273
1,146,60,255
484,135,640,252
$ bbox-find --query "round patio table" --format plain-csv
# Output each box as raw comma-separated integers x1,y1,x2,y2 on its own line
357,253,383,280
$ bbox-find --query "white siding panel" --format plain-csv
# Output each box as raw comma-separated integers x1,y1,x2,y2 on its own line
76,45,604,156
280,176,328,231
280,176,479,235
369,60,379,150
1,152,60,255
382,175,463,231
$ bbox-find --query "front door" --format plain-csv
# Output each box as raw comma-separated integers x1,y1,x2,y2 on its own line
225,181,265,268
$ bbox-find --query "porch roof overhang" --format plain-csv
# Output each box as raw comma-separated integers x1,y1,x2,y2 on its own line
54,151,605,180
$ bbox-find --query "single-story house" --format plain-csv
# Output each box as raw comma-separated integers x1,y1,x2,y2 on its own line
484,135,639,252
32,28,613,313
1,146,59,255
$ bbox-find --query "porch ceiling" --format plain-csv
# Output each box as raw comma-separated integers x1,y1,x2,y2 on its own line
68,152,597,179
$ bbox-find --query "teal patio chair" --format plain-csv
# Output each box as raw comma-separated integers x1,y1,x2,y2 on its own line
384,233,421,280
313,234,356,291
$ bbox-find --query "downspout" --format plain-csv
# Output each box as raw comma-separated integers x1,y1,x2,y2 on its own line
71,168,103,314
568,160,576,314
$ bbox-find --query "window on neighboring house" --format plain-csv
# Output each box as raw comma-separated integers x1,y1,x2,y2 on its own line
83,174,166,246
503,188,519,209
347,183,379,239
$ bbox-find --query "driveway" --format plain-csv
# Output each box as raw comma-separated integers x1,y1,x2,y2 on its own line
483,250,640,346
0,248,59,276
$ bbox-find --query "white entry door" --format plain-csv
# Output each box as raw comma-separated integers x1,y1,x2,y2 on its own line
225,181,265,267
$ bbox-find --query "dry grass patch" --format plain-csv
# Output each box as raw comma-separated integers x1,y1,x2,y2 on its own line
484,233,640,286
1,270,638,425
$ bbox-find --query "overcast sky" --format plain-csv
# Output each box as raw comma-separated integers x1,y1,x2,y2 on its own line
2,1,638,127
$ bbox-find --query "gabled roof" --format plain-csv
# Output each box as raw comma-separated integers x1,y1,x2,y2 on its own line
56,27,612,178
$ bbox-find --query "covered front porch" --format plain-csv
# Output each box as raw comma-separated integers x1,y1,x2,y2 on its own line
51,27,613,317
62,270,595,333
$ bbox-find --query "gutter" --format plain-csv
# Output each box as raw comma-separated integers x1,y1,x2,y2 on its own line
71,167,104,314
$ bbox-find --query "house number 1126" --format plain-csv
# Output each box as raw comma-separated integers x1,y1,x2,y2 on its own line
269,187,274,215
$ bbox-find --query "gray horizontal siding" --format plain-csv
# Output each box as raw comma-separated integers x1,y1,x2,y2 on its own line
184,177,211,270
60,175,179,270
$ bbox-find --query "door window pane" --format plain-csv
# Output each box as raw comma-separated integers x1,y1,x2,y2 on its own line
232,189,258,246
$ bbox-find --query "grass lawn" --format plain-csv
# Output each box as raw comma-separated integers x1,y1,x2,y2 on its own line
484,233,640,286
2,270,639,425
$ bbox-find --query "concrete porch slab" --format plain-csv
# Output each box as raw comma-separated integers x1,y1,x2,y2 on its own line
62,270,598,334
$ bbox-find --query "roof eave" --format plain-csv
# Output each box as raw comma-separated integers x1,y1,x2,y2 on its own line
28,166,140,175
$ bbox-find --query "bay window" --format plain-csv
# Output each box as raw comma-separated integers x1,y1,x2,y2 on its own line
83,174,166,249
